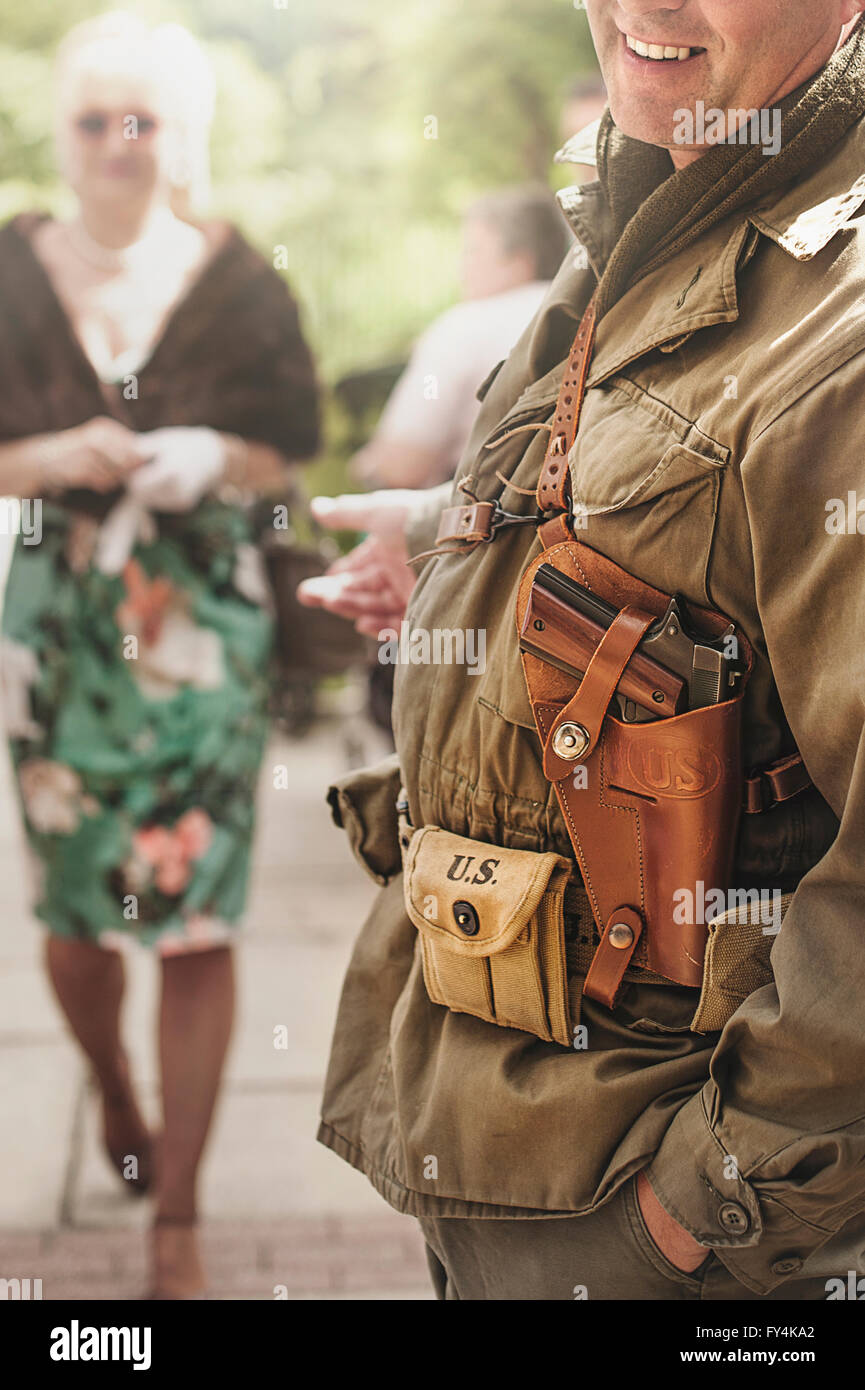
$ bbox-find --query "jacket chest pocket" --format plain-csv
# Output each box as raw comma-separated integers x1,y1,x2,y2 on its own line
569,374,730,604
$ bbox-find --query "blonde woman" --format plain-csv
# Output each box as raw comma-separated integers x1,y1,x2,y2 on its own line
0,14,318,1297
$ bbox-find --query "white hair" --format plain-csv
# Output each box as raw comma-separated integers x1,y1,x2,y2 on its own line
54,11,216,213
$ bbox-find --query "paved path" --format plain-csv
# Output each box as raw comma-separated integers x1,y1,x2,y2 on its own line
0,682,432,1300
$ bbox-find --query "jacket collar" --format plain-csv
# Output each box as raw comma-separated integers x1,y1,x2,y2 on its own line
556,112,865,264
551,113,865,381
745,115,865,259
554,137,750,382
554,120,603,174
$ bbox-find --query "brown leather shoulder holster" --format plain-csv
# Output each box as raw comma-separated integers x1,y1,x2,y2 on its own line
432,292,811,1011
515,294,766,1009
516,533,753,1008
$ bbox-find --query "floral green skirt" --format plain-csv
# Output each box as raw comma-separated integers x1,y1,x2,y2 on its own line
0,498,272,954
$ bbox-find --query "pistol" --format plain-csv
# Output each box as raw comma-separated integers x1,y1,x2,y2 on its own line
520,564,743,723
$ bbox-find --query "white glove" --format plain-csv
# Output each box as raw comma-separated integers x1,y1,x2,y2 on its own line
94,495,156,575
128,427,228,513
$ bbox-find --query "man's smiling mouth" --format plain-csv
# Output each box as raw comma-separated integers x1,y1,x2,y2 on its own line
624,33,707,62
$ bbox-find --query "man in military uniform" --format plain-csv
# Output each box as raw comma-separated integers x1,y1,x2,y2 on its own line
301,0,865,1299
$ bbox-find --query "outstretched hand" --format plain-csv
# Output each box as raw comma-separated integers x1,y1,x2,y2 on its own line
296,490,421,637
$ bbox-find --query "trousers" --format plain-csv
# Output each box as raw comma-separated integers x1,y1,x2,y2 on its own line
418,1174,836,1301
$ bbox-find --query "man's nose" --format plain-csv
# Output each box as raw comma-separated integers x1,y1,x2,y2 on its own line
617,0,688,17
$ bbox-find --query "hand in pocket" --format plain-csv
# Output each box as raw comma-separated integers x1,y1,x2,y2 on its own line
636,1170,709,1273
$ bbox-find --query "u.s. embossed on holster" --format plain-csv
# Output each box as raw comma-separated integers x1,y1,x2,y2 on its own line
515,293,757,1010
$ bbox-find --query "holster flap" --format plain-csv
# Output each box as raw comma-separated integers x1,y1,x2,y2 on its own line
403,825,570,957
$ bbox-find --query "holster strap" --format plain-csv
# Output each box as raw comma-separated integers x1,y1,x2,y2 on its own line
538,514,574,549
583,906,644,1009
536,294,597,515
542,604,656,781
744,751,812,814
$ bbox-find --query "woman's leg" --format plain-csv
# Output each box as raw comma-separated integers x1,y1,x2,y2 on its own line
43,935,151,1187
153,944,235,1296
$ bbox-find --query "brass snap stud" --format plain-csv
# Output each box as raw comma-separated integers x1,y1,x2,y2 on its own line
609,921,635,950
552,722,590,761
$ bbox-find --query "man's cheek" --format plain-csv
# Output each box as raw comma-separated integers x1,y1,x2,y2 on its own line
582,0,609,52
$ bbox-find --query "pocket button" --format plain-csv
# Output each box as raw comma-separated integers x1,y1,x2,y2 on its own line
718,1202,750,1234
771,1256,803,1276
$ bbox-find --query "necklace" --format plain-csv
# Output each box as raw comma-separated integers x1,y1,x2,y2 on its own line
64,209,177,273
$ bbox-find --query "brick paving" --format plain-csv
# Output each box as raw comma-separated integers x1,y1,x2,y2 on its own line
5,1215,430,1301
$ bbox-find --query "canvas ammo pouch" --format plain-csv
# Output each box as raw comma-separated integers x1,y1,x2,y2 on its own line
400,824,575,1047
690,891,794,1033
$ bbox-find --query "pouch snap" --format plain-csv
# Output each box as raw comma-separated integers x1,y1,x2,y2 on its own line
453,901,480,936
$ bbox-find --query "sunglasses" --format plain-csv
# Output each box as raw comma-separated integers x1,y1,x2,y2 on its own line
73,111,161,139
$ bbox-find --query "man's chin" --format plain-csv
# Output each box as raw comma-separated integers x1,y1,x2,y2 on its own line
606,98,692,151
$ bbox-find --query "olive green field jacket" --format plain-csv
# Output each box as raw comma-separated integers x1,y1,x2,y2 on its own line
319,112,865,1296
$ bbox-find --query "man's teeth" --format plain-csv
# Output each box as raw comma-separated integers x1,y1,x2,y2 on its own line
626,35,695,61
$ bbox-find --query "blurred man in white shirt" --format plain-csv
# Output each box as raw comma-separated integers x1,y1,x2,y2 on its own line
351,186,569,490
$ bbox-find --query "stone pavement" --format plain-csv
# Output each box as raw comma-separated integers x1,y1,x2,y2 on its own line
0,681,433,1300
